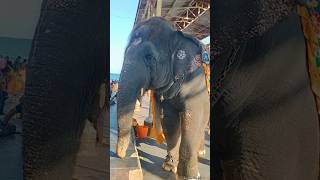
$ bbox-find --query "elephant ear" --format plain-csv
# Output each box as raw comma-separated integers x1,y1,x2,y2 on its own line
175,31,204,50
170,31,204,78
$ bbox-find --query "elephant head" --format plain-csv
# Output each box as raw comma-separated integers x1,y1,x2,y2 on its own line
116,17,203,158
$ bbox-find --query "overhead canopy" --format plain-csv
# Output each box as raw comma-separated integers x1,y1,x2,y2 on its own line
134,0,210,40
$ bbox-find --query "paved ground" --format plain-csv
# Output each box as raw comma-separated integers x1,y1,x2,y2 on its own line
136,133,210,180
72,120,108,180
110,104,143,180
133,94,211,179
0,93,108,180
0,93,23,180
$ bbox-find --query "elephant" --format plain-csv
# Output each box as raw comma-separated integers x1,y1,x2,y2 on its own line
116,17,210,179
22,0,107,179
213,1,319,179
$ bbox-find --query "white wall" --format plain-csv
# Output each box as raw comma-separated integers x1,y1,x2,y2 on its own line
0,0,42,39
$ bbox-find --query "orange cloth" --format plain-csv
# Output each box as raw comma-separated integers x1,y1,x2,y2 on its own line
202,63,210,95
6,71,24,95
149,90,165,144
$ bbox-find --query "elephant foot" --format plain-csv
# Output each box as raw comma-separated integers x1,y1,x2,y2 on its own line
176,172,201,180
116,136,130,159
162,155,178,173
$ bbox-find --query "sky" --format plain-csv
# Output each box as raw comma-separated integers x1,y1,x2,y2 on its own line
110,0,139,74
0,0,209,73
110,0,210,74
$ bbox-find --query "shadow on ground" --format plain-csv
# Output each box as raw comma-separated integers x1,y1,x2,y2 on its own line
137,148,176,180
136,131,210,180
136,137,167,150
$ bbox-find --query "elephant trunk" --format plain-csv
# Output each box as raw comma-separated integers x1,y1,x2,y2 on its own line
116,56,148,158
23,0,107,179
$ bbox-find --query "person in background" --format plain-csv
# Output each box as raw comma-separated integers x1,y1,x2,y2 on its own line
14,56,22,70
7,60,14,70
22,58,27,64
0,95,23,137
2,95,23,124
0,56,9,115
4,56,10,65
0,80,8,115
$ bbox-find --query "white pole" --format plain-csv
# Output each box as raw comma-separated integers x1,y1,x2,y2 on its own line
156,0,162,16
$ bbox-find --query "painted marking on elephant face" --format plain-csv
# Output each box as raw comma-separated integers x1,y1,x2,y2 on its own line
189,54,202,72
132,37,142,46
177,50,186,60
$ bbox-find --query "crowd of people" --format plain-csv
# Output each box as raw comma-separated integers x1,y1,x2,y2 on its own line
0,55,27,136
110,80,119,94
110,80,119,105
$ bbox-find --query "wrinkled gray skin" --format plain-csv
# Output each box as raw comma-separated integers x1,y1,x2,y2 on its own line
116,17,209,178
23,0,107,179
213,1,319,179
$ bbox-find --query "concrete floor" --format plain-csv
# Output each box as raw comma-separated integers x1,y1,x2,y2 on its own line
72,120,108,180
0,117,22,180
110,104,143,180
0,94,23,180
136,131,210,180
133,94,211,179
0,93,108,180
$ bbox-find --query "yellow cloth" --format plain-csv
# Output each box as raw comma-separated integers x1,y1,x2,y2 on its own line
149,90,165,144
202,63,211,135
6,70,24,95
298,6,320,114
202,63,210,95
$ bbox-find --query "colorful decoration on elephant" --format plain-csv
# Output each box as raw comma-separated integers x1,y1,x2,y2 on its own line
298,1,320,114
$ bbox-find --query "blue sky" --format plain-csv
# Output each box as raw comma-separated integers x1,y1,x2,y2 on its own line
110,0,210,74
110,0,138,74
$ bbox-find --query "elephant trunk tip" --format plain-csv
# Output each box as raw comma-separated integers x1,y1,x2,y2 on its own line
116,135,130,159
116,147,126,159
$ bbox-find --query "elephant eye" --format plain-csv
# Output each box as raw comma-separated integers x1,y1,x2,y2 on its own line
145,54,152,59
145,54,153,60
132,37,142,46
144,54,154,66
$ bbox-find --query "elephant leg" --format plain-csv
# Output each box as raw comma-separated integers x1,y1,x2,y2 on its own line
161,101,181,173
177,109,206,178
